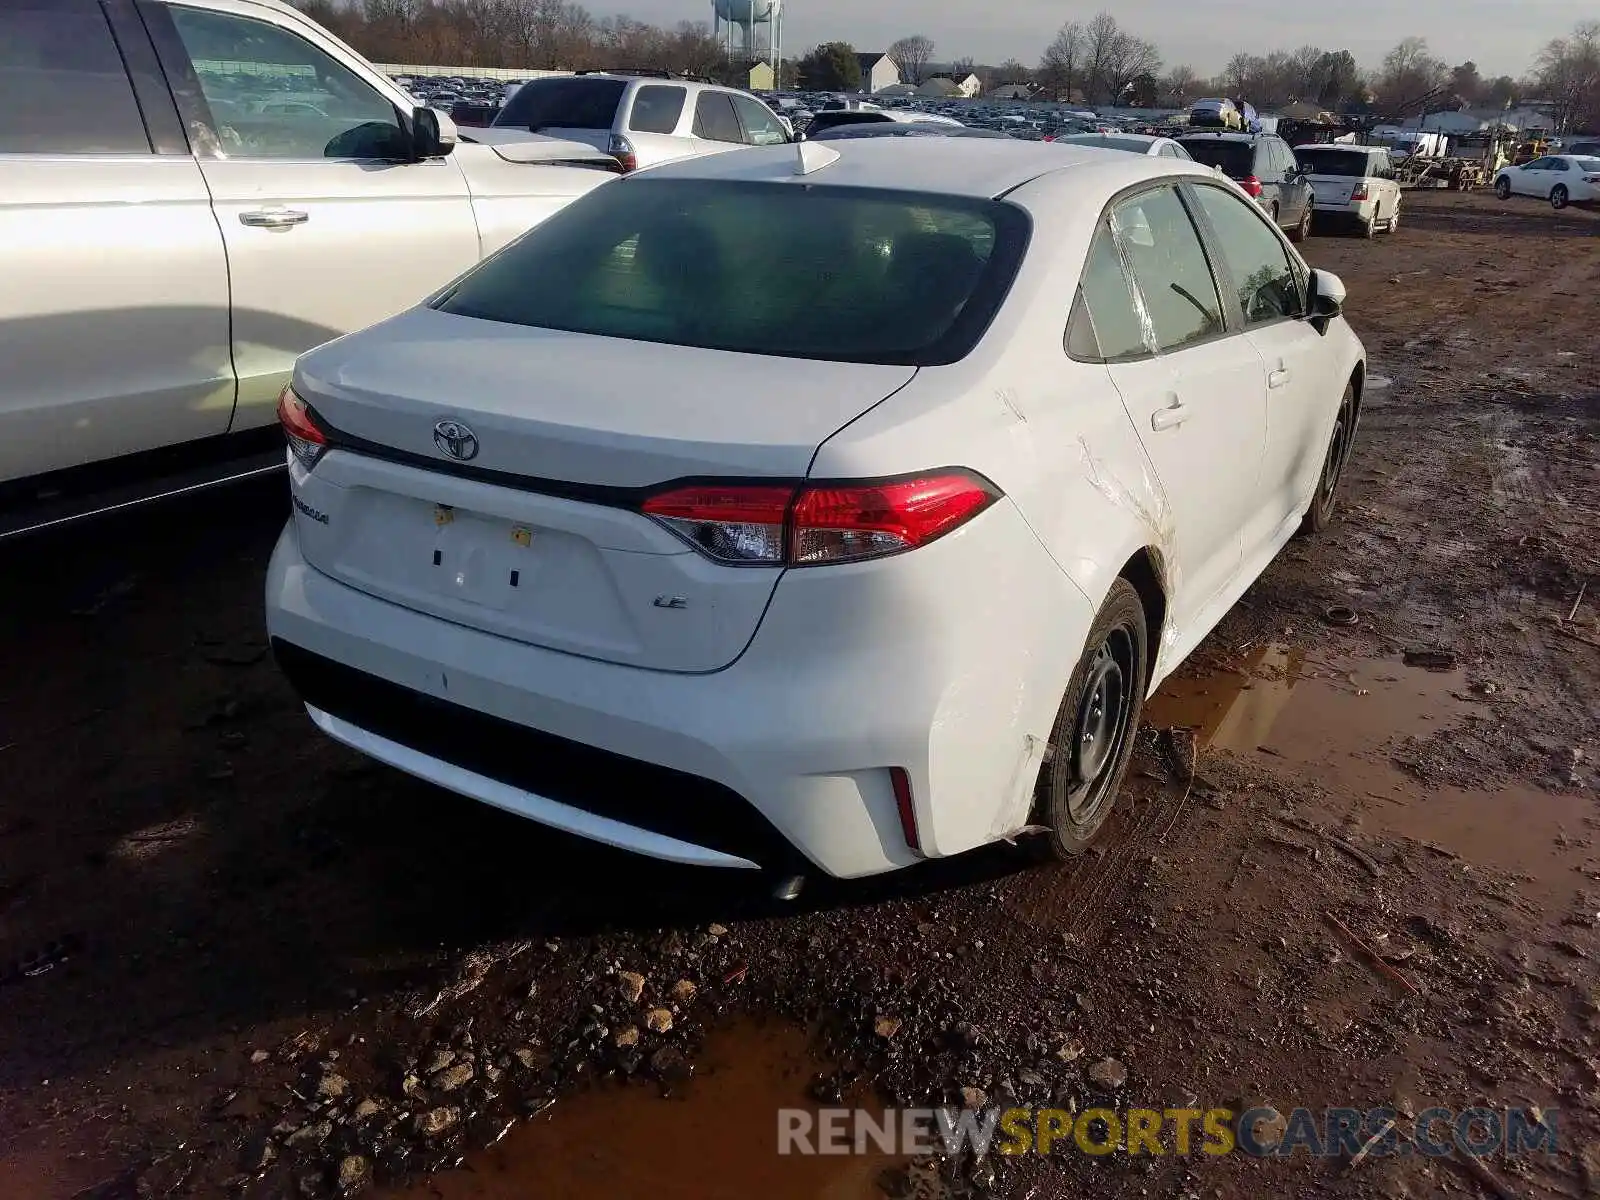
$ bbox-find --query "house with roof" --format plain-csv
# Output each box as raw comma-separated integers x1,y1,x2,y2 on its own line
856,52,901,94
988,82,1034,100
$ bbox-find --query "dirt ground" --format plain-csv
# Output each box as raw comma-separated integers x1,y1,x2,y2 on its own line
0,189,1596,1200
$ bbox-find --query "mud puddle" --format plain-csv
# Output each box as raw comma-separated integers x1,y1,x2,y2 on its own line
1147,646,1598,915
381,1020,900,1200
1143,642,1469,765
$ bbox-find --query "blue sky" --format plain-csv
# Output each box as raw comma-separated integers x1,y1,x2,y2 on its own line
680,0,1591,77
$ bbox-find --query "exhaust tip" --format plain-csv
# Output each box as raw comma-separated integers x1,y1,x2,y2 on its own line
771,874,805,902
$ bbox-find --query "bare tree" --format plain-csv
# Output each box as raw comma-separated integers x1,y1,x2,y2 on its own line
1100,33,1161,105
993,58,1033,87
1163,64,1200,106
1535,22,1600,132
888,35,935,85
1376,36,1448,113
1223,53,1258,97
1037,21,1084,100
1287,44,1325,99
1083,11,1121,102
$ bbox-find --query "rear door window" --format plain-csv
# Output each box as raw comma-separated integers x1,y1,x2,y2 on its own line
731,94,788,146
1068,225,1150,362
1189,184,1302,328
693,92,743,143
0,0,151,154
1111,187,1224,353
495,76,625,131
627,85,686,134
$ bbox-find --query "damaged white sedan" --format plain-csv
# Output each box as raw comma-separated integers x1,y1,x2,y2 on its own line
265,138,1365,885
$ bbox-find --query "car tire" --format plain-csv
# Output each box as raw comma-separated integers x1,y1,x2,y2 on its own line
1387,206,1400,233
1300,382,1356,536
1035,578,1148,858
1360,211,1377,239
1494,176,1511,199
1551,185,1569,210
1288,203,1311,243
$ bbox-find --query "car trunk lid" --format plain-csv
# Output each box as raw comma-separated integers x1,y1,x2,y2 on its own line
288,306,917,672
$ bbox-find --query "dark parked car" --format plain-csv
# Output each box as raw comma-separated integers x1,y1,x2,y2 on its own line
1176,131,1315,242
449,101,500,128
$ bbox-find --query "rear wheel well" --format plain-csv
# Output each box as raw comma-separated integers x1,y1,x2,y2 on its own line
1117,550,1166,685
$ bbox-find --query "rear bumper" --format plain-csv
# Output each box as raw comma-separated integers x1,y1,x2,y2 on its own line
265,501,1094,878
1311,197,1380,222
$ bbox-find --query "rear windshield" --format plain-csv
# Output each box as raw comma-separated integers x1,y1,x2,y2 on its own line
434,178,1030,366
1296,148,1374,176
804,111,893,133
1062,136,1150,154
494,77,625,131
1570,156,1600,172
1179,139,1254,176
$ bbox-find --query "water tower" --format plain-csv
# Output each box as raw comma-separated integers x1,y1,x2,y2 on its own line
711,0,782,76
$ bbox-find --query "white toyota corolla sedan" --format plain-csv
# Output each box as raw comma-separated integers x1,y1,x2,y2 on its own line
265,138,1365,884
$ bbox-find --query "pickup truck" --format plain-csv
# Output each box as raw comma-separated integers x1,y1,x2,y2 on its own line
2,0,621,539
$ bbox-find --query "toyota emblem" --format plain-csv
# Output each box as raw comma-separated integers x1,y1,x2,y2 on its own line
433,419,479,462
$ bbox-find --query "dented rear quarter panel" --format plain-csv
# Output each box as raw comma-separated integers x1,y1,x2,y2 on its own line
806,164,1191,839
811,163,1185,693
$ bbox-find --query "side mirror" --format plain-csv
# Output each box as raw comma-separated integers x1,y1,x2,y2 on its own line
410,106,458,159
1308,269,1345,332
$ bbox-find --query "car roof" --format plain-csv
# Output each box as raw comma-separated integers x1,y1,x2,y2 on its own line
635,138,1213,199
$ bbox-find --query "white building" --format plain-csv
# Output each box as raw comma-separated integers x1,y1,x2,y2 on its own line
855,53,901,95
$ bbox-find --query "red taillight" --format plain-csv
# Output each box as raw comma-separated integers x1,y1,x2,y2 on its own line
276,385,326,469
1240,175,1263,198
790,474,998,564
889,767,919,852
640,485,791,564
607,133,638,172
1350,181,1371,201
639,471,1000,567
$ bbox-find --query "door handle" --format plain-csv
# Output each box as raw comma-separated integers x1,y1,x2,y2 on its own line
1150,397,1189,431
1268,367,1292,389
239,208,309,229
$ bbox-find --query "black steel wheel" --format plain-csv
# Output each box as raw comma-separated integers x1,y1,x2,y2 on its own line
1036,579,1148,857
1300,382,1356,535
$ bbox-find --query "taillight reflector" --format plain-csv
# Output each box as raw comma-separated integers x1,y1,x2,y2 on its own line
889,767,919,852
277,386,326,469
640,471,999,567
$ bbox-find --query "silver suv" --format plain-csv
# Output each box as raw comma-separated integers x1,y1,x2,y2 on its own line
492,72,791,171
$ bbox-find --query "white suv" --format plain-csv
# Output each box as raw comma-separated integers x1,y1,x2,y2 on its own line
1,0,619,539
491,72,792,171
1295,144,1402,237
